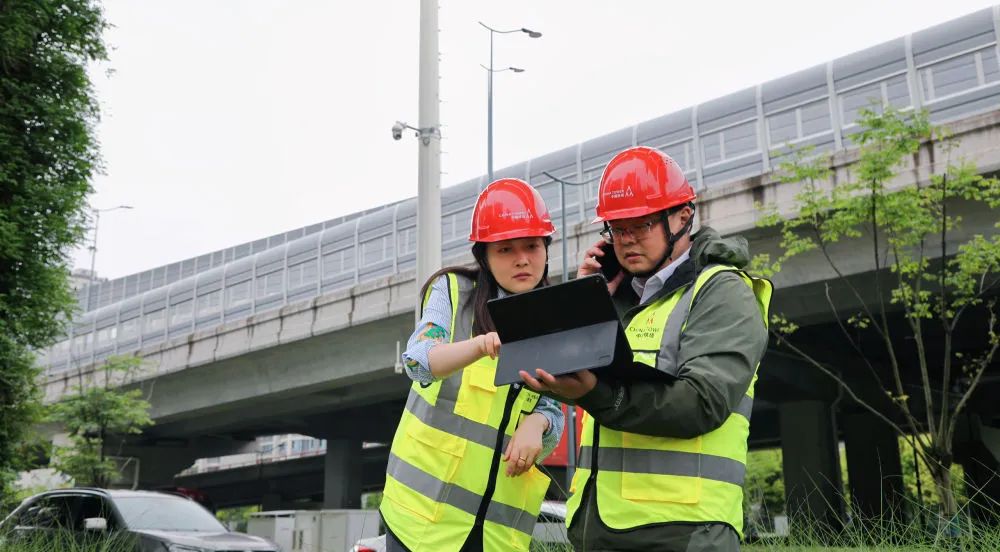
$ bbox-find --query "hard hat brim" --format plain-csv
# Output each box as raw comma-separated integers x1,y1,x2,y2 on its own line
468,227,557,243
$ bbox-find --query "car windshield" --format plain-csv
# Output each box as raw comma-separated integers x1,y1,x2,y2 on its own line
113,496,225,532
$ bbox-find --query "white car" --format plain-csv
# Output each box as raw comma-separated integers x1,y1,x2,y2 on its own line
349,501,569,552
532,500,568,545
350,533,385,552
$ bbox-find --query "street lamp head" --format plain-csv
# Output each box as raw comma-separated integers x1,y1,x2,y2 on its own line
509,67,525,73
95,205,134,213
522,28,542,38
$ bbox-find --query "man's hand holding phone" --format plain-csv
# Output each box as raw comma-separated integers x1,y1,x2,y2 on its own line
578,239,625,295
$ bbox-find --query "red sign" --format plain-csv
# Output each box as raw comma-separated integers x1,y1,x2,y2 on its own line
542,405,585,467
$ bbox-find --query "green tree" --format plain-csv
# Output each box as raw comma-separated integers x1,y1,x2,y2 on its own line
0,0,107,506
48,356,153,488
898,436,965,511
754,107,1000,523
217,505,260,533
363,491,383,510
744,448,786,530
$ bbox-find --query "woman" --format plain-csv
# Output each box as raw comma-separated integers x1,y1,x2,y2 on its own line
380,178,566,552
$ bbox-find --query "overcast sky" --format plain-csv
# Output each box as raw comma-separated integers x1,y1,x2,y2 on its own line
75,0,1000,279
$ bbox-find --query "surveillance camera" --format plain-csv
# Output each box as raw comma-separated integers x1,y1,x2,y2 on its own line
392,121,405,141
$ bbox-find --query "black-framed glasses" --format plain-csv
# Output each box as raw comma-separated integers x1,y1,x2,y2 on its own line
599,220,659,244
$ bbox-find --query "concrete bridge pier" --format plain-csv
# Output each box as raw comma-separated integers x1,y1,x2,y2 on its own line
322,438,364,509
957,416,1000,523
843,411,906,527
779,399,846,532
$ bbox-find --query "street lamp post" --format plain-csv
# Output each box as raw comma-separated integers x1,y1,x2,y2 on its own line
416,0,442,304
393,0,442,315
479,22,540,181
85,205,133,311
542,170,590,489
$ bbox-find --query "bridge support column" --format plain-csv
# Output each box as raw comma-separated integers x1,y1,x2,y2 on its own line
843,412,905,527
779,400,845,532
324,439,363,508
960,418,1000,523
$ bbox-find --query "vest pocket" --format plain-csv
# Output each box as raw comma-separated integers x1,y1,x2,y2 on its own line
516,464,550,508
491,465,550,551
621,472,702,504
454,360,498,424
619,434,703,504
393,422,468,522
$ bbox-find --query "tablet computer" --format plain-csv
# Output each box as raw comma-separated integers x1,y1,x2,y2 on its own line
488,274,634,386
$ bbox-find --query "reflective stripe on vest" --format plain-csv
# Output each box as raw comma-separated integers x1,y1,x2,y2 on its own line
733,393,753,421
403,391,513,452
577,446,746,487
387,453,537,536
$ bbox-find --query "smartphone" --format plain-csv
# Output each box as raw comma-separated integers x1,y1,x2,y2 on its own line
598,242,622,280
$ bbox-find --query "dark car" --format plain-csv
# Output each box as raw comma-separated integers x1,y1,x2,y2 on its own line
1,488,279,551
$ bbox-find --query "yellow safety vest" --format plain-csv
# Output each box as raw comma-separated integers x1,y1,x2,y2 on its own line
566,264,772,537
381,273,552,552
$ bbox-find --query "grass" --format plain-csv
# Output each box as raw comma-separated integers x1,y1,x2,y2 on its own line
3,500,998,551
740,507,1000,551
2,524,1000,551
0,530,135,552
524,510,1000,551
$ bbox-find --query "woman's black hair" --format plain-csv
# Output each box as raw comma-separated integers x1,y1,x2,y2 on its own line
417,236,553,336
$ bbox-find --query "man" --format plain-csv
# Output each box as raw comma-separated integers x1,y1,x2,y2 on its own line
520,146,772,551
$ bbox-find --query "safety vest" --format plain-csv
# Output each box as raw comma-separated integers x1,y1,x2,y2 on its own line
566,264,772,537
381,273,552,552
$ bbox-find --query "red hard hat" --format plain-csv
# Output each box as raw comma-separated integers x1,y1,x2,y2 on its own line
592,146,696,223
469,178,556,242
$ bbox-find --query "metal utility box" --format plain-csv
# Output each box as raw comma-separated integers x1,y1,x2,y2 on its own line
248,509,381,552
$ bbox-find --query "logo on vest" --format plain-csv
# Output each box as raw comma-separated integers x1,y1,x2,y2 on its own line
627,312,659,341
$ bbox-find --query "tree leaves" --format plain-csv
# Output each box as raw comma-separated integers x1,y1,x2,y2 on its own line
47,356,153,488
0,0,107,507
756,106,1000,519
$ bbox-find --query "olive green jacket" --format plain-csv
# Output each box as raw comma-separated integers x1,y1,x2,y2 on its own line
568,227,769,552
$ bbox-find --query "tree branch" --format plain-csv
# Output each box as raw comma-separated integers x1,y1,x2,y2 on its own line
823,283,895,394
811,225,887,342
881,255,933,446
891,230,941,441
867,177,919,444
910,298,938,438
946,303,999,445
773,331,911,439
938,172,952,438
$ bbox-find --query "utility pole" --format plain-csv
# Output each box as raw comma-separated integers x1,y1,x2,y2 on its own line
416,0,442,295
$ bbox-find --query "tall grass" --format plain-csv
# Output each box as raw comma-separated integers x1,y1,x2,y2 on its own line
524,495,1000,551
3,522,999,551
745,519,1000,551
0,530,135,552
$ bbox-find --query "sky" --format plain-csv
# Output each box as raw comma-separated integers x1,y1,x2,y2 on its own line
74,0,1000,279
